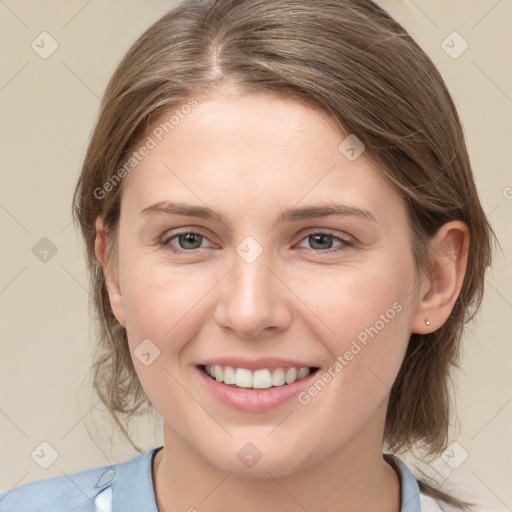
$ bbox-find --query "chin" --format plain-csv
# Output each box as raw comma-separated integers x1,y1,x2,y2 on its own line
199,438,315,478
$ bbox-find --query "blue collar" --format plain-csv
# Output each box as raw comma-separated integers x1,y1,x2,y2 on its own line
384,452,422,512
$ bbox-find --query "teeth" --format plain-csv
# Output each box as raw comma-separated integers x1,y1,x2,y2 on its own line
214,365,224,382
271,368,285,386
223,366,236,385
252,369,272,389
235,368,253,388
285,367,297,384
297,367,310,380
203,365,312,388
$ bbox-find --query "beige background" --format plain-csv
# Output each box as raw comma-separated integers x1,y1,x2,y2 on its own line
0,0,510,509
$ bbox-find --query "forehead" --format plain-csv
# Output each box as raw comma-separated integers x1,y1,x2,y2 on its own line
120,90,402,222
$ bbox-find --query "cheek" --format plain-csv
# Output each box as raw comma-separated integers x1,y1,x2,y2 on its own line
308,255,414,346
120,246,200,330
117,261,210,418
301,253,415,396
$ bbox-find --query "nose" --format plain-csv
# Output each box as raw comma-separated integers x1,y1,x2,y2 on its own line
214,247,292,339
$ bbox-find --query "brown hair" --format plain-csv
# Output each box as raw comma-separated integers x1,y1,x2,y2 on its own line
72,0,495,509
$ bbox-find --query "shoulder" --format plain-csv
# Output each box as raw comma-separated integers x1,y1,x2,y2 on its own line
0,465,111,511
420,493,459,511
384,453,499,512
420,494,506,512
0,446,163,512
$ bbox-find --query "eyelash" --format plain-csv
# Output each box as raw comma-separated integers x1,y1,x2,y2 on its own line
158,229,355,255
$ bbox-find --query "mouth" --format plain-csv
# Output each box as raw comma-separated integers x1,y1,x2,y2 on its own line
199,364,320,390
195,357,322,412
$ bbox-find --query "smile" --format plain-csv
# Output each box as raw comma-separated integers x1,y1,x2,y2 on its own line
201,364,317,389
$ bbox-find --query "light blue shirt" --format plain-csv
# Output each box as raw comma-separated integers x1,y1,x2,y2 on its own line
0,447,445,511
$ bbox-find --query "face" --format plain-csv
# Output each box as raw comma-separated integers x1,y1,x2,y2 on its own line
104,86,423,476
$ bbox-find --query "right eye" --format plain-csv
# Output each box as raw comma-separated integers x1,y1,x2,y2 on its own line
160,231,213,253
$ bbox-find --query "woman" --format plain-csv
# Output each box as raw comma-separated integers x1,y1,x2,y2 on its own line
0,0,496,510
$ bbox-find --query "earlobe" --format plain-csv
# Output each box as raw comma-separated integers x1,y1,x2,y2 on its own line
411,221,469,334
94,216,126,327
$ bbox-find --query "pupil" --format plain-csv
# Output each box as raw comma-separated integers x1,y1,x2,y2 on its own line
311,234,332,250
180,233,202,249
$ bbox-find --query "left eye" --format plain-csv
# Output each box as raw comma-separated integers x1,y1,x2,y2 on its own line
297,232,352,251
160,231,353,253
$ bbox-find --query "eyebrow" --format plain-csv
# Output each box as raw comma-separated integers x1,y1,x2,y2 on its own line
139,201,377,224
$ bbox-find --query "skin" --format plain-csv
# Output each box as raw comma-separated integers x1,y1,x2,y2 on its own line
95,83,469,512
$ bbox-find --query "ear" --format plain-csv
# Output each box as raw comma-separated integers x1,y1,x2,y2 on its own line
411,220,470,334
94,216,126,327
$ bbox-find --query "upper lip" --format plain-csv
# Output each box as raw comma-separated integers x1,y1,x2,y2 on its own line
198,357,319,371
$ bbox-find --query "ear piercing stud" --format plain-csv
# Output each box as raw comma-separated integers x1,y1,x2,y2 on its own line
425,319,431,326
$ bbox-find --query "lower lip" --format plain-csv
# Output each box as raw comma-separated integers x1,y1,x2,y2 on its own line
196,366,318,413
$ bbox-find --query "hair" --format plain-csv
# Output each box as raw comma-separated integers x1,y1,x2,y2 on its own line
72,0,495,509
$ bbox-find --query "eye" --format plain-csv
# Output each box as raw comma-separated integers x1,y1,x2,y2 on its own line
296,231,354,252
160,231,212,253
159,229,354,254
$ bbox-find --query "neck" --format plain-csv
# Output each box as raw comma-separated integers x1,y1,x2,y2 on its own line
152,424,401,512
